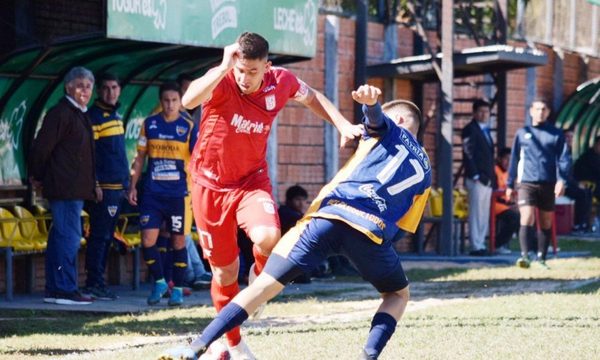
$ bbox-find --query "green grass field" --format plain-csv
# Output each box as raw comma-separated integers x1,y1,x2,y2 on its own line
1,239,599,359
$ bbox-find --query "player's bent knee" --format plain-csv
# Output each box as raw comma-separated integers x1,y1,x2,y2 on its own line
249,226,281,254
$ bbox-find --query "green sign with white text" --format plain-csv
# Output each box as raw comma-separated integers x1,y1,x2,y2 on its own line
106,0,317,57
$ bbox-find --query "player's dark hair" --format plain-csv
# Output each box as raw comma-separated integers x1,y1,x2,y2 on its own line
382,99,423,139
498,147,511,158
285,185,308,202
97,72,120,88
237,32,269,60
176,73,194,87
530,97,549,108
159,81,182,98
472,98,490,113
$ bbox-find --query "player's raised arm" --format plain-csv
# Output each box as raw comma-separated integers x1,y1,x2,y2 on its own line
182,43,240,109
297,85,363,147
352,84,387,132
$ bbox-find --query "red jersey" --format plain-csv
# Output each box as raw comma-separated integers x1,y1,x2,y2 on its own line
190,67,309,190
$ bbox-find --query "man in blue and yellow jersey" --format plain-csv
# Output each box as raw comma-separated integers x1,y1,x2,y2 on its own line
128,81,198,306
82,73,129,301
160,84,431,360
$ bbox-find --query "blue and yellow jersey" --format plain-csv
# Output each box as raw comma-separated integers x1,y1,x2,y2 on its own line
137,113,198,197
88,100,129,189
306,103,432,244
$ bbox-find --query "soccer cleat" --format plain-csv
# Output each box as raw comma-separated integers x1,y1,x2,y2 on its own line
148,280,169,305
199,341,230,360
515,256,531,269
168,287,184,306
247,264,266,320
158,345,200,360
227,339,255,360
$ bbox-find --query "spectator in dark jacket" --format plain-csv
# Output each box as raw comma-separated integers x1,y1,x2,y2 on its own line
29,66,98,305
462,99,495,256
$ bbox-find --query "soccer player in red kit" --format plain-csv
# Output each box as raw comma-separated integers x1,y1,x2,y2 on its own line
182,32,362,359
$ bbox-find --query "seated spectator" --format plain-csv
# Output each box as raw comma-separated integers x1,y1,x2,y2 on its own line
493,148,519,254
574,135,600,207
565,131,593,233
278,185,313,283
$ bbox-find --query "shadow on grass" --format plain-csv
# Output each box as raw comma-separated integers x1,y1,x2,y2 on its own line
0,310,213,338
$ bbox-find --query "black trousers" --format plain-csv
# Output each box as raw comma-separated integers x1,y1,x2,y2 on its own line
495,209,519,248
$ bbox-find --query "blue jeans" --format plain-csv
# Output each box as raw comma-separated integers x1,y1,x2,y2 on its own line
46,200,84,294
85,189,124,288
185,234,208,284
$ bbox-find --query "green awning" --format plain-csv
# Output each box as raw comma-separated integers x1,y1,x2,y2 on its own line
555,77,600,159
0,35,308,185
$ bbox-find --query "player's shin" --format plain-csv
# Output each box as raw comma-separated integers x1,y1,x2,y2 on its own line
143,244,164,281
172,247,188,287
363,312,397,359
211,279,242,346
191,302,250,353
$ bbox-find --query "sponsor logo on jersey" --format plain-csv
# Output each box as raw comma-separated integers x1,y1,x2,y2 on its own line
524,132,532,139
265,95,276,111
158,134,174,140
263,85,276,93
230,113,265,134
358,184,387,213
294,80,310,102
107,206,118,217
176,125,188,136
326,199,386,231
149,120,158,129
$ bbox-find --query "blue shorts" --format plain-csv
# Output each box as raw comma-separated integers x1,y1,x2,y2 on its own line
139,194,187,234
265,217,408,293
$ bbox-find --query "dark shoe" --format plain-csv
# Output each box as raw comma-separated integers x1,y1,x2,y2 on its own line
82,286,118,301
516,256,531,269
191,273,212,290
55,291,93,305
469,249,488,256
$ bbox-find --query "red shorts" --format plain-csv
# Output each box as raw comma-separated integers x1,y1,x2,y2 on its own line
191,182,280,266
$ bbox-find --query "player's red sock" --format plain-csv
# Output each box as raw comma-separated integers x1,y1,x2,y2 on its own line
252,245,269,276
210,279,241,346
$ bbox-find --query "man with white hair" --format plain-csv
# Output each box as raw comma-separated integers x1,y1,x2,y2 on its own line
29,66,99,305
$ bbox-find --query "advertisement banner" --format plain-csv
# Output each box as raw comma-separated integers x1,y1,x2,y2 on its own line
107,0,317,57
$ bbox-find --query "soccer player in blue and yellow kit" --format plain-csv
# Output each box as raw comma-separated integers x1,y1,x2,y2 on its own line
128,81,198,306
82,73,129,301
160,84,432,360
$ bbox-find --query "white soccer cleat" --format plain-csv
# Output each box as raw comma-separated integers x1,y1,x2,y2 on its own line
227,339,256,360
157,345,198,360
198,341,230,360
247,263,266,320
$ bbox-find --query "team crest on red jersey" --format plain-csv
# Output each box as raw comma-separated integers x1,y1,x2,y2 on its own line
265,95,276,110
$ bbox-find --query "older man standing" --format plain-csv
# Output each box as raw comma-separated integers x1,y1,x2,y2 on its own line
29,67,98,305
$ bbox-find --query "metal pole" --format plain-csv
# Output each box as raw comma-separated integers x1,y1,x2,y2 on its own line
439,0,454,256
496,0,508,149
325,15,340,180
354,0,368,122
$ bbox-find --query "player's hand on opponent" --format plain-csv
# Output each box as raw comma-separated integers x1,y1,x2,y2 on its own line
352,84,382,106
339,123,365,148
221,42,241,70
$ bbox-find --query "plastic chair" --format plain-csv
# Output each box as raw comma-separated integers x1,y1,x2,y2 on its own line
0,207,36,251
11,206,47,251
